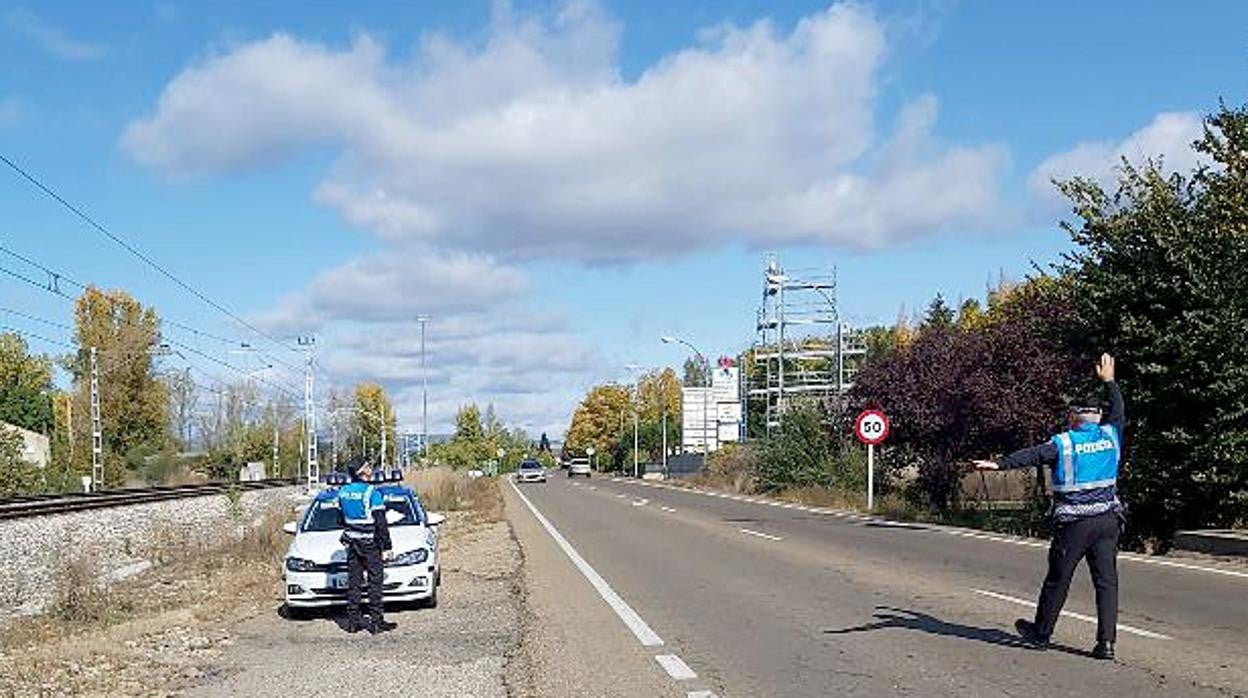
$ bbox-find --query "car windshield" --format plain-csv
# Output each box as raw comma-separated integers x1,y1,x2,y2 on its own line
520,461,542,470
300,493,424,532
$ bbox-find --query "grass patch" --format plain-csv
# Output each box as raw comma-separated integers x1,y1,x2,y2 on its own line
407,467,503,522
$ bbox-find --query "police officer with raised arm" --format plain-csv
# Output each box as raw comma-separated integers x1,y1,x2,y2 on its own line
336,456,396,634
973,353,1124,660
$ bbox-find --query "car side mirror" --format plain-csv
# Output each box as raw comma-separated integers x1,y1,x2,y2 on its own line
385,509,404,525
426,512,446,527
282,522,298,535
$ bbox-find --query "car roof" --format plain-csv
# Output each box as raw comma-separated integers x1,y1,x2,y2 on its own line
316,483,420,502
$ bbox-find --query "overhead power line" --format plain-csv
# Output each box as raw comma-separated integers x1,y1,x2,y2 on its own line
1,153,297,356
0,243,298,372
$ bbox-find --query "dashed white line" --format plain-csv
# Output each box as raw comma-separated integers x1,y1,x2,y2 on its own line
970,589,1172,640
507,478,664,646
655,654,698,680
588,486,597,490
739,528,783,542
661,506,677,513
687,692,719,698
611,479,1248,581
616,493,628,499
632,498,649,507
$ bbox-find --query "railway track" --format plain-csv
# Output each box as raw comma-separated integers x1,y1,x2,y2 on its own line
0,479,300,521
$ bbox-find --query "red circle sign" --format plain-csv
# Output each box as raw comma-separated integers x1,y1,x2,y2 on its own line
854,409,889,445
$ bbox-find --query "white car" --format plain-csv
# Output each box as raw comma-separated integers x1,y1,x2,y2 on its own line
516,459,547,483
282,482,445,616
567,457,592,478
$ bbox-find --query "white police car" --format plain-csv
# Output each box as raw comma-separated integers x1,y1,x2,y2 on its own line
282,471,445,616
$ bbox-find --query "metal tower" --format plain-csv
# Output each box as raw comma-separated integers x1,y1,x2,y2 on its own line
299,337,318,489
89,346,103,490
750,254,866,434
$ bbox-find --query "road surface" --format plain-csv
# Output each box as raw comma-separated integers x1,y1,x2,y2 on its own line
504,473,1248,697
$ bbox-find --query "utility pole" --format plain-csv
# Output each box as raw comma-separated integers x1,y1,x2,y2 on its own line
417,315,429,460
299,337,318,489
662,408,668,478
89,346,102,491
272,417,279,478
380,402,388,469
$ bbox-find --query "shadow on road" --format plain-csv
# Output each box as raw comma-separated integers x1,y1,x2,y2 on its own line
823,606,1093,658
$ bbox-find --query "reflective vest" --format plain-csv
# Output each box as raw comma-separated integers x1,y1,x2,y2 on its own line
337,481,382,535
1049,423,1121,520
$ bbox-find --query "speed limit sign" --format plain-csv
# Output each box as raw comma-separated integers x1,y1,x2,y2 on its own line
855,409,889,445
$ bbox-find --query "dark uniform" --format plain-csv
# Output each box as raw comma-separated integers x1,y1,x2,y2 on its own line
994,379,1124,659
336,462,394,634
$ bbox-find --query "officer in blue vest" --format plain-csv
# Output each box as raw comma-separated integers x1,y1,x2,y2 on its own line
974,353,1124,660
337,457,395,634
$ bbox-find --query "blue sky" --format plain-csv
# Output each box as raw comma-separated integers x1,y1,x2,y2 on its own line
1,1,1245,436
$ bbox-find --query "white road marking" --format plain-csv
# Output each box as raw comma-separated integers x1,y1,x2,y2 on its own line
609,479,1248,582
632,498,649,507
740,528,783,542
655,654,698,680
687,692,719,698
588,486,597,490
970,588,1172,640
508,478,664,646
617,493,628,499
661,506,677,513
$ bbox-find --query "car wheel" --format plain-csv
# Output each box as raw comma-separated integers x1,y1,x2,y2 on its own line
423,586,439,609
282,603,309,621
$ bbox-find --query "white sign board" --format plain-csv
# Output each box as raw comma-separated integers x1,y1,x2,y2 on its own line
681,387,716,452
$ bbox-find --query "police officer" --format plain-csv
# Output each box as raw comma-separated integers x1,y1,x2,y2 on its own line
973,353,1124,660
336,457,396,634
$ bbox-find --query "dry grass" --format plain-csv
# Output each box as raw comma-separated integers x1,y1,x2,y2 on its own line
406,466,503,523
0,510,290,697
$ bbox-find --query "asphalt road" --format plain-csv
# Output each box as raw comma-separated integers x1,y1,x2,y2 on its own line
506,473,1248,698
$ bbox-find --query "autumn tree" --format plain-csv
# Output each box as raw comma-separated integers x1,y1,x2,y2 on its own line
564,383,631,467
353,382,397,466
71,287,168,486
0,332,55,434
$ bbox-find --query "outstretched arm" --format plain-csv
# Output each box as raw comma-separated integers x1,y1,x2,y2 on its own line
973,441,1058,472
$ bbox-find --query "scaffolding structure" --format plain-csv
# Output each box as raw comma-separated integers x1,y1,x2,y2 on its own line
750,254,866,434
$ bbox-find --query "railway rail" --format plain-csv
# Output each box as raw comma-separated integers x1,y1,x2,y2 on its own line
0,479,300,521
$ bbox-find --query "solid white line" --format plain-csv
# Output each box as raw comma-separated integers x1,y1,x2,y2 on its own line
740,528,783,542
508,478,664,646
655,654,697,680
970,589,1172,640
609,479,1248,582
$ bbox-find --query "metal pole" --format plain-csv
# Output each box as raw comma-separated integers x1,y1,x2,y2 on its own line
867,443,875,511
380,403,387,469
89,346,102,491
662,409,668,478
418,315,429,459
633,408,639,478
300,338,318,489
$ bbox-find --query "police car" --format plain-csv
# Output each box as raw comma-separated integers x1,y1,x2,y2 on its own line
282,470,445,615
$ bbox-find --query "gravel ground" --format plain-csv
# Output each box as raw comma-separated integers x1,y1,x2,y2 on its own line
185,512,524,698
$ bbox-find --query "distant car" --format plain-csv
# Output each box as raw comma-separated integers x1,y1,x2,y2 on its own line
282,481,445,617
516,459,547,483
567,457,591,478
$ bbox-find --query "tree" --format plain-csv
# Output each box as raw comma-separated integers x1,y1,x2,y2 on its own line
71,287,169,486
0,425,41,497
564,383,631,466
455,403,484,442
353,382,396,465
1054,102,1248,542
921,294,955,330
0,332,55,433
682,355,709,387
164,368,198,450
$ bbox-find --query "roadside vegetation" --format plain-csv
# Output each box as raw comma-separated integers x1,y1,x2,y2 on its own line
566,102,1248,552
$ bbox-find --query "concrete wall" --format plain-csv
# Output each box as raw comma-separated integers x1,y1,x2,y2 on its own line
2,422,49,468
0,487,302,621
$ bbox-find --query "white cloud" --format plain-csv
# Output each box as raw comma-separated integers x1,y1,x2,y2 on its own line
5,8,104,61
123,2,1007,261
1028,111,1207,205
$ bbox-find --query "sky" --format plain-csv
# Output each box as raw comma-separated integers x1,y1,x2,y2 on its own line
1,0,1245,439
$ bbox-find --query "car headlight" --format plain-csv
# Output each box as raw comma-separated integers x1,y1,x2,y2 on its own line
389,548,429,566
285,557,319,572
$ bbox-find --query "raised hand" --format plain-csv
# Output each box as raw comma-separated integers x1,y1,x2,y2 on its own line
1096,353,1115,382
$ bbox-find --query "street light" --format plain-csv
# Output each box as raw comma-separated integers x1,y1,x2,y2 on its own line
625,364,643,478
661,335,712,455
417,315,430,460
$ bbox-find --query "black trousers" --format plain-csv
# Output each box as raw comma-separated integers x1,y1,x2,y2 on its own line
1035,511,1120,643
344,535,385,620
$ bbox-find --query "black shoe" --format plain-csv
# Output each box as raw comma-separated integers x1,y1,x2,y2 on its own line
343,616,365,634
1014,619,1050,650
1092,641,1115,660
368,619,398,634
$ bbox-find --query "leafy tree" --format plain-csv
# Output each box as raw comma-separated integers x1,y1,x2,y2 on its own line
1054,103,1248,541
682,355,710,387
0,332,55,433
0,425,42,497
71,287,168,486
921,294,955,330
455,403,484,442
564,383,631,467
353,382,397,465
164,368,198,450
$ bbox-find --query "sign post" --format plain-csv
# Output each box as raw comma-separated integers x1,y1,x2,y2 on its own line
854,409,890,511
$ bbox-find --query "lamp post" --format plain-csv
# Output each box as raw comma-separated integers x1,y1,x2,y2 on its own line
417,315,430,460
625,364,643,478
661,335,711,455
